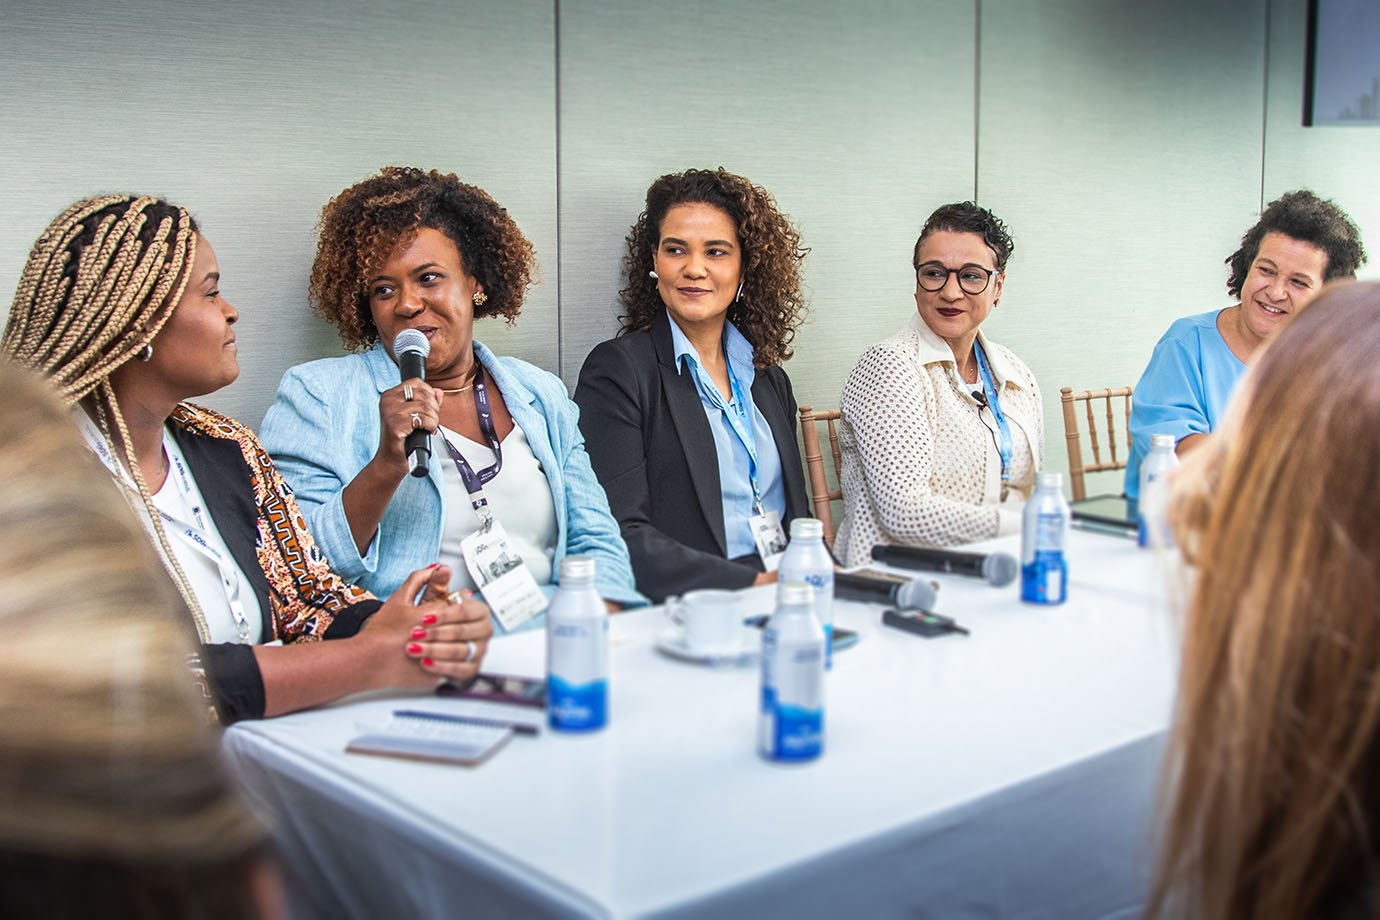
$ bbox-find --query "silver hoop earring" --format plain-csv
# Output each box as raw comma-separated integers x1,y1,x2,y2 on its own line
648,270,659,280
734,278,745,302
136,343,154,363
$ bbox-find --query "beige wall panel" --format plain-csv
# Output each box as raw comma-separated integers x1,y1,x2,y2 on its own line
978,0,1266,494
1263,0,1380,280
556,0,978,417
0,0,557,427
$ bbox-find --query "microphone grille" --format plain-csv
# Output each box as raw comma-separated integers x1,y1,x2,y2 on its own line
392,328,430,361
896,577,939,612
982,552,1019,587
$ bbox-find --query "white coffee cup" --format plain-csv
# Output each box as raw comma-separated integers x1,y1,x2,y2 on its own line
666,590,743,655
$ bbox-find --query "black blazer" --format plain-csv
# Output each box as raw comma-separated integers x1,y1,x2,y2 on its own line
574,311,810,602
169,411,377,722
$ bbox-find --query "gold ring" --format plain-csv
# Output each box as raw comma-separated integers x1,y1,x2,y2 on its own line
410,412,422,430
403,384,414,401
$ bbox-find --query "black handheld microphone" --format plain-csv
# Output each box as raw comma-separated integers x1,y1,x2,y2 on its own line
871,544,1018,588
392,329,432,479
834,570,939,611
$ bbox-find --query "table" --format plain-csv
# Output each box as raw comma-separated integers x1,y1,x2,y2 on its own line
223,529,1181,919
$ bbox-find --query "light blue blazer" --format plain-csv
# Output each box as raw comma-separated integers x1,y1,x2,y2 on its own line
260,340,646,625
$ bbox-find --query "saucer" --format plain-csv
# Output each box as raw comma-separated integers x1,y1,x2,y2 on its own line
654,626,760,667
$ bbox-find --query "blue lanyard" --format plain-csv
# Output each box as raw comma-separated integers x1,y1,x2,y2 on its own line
974,341,1013,484
440,362,503,525
694,357,764,513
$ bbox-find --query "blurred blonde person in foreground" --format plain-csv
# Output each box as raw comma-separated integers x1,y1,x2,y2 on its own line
0,362,281,920
1148,281,1380,919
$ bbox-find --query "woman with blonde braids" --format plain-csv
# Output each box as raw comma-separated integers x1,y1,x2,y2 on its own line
2,194,493,722
0,362,280,920
574,168,811,601
1147,281,1380,919
262,167,642,628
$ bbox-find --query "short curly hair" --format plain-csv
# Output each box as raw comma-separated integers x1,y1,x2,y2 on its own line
310,166,537,351
913,201,1015,272
1225,190,1366,298
618,168,809,368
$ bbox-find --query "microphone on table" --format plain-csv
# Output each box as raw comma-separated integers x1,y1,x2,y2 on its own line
834,570,939,611
871,544,1019,588
392,328,432,479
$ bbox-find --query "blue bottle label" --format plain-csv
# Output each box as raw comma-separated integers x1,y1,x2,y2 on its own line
1020,551,1068,605
770,703,823,761
547,674,607,732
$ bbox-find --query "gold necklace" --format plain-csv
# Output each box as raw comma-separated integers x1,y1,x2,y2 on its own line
437,366,480,395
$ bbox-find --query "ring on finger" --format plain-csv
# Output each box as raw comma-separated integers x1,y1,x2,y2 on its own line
410,412,422,430
403,384,414,401
464,640,477,662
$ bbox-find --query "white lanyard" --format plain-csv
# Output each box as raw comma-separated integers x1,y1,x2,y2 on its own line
78,417,255,643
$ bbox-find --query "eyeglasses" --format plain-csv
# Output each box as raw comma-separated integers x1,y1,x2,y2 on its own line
914,261,1000,295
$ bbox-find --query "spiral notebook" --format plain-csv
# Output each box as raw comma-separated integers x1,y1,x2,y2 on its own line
346,710,515,766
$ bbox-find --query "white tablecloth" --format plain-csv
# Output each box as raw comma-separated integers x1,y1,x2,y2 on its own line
222,530,1181,919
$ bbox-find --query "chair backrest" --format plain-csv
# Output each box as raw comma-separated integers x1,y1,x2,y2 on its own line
797,405,844,549
1059,386,1134,502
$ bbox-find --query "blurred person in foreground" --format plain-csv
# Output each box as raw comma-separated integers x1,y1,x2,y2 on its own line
1147,280,1380,919
0,361,281,920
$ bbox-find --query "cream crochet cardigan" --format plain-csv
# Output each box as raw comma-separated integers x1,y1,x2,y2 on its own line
834,314,1043,567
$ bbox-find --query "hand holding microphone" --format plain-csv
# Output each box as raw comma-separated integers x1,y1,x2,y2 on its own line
390,329,435,479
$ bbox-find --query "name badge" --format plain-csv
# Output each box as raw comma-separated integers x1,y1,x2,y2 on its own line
750,510,788,572
460,520,548,631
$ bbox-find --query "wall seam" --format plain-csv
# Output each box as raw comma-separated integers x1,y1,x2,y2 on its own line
1259,0,1270,210
554,0,565,376
974,0,982,202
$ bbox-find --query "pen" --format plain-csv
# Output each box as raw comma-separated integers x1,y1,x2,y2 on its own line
394,709,540,736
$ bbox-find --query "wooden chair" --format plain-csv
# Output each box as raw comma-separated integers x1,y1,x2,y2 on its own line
797,405,844,549
1059,386,1134,502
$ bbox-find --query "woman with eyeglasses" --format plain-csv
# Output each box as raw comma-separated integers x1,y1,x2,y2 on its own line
833,201,1043,567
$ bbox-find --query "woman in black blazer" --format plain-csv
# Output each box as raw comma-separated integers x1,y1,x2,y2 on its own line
575,168,811,601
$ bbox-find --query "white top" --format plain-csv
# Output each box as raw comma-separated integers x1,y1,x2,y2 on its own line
437,422,558,592
74,411,264,645
152,433,265,644
834,314,1043,567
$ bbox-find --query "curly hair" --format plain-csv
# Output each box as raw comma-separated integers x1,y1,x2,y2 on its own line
618,168,809,368
1225,190,1366,298
310,166,537,351
913,201,1015,272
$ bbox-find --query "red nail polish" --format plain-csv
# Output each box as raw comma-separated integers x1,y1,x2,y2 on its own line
410,626,427,639
406,643,422,655
421,613,438,626
426,563,440,570
422,658,434,668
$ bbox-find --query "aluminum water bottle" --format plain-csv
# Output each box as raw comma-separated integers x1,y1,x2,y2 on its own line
777,518,836,668
758,581,826,762
1021,472,1069,606
1137,433,1179,549
546,556,608,732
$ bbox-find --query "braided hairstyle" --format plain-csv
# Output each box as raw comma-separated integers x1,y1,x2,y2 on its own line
2,195,213,641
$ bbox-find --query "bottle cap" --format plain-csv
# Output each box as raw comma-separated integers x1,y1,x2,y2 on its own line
1149,433,1175,449
776,580,814,607
789,518,823,540
559,555,596,584
1037,471,1063,489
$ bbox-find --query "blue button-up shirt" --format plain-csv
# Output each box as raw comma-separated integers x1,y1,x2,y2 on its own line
667,311,787,558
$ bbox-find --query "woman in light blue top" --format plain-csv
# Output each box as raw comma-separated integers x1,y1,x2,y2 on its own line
1125,190,1366,498
262,168,643,625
